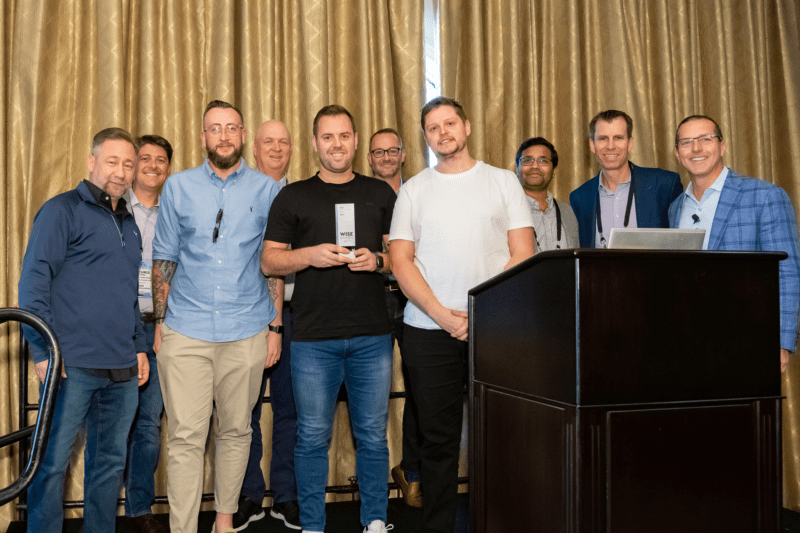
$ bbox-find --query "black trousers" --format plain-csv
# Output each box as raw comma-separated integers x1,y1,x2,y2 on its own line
402,325,468,533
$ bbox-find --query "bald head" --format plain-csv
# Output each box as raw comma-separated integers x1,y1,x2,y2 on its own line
254,120,292,181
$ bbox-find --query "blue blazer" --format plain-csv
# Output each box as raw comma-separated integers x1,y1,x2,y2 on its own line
669,170,800,351
569,162,683,248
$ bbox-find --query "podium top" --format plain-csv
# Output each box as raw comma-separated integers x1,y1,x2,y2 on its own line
469,249,784,406
469,249,787,297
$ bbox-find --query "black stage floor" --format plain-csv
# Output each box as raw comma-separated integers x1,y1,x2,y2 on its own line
8,500,800,532
5,495,469,532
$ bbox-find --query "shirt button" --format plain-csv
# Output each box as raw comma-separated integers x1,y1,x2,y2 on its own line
216,311,219,314
218,260,222,264
217,286,220,289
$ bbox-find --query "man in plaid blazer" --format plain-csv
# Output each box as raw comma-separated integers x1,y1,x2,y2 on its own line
669,114,800,372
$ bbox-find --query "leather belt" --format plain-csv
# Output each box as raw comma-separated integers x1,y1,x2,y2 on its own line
140,312,158,324
384,280,400,292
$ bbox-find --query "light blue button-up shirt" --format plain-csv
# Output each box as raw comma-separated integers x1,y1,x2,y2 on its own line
677,167,729,250
153,158,279,342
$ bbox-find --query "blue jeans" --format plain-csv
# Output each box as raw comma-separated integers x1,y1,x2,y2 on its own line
124,321,164,516
291,334,392,531
27,367,139,533
242,305,298,504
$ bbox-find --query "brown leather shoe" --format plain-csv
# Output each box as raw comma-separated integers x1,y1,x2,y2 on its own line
129,513,169,533
392,464,422,508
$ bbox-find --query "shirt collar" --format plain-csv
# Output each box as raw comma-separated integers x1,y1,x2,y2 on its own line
127,188,160,209
203,157,247,183
685,166,729,201
82,179,128,214
528,190,554,211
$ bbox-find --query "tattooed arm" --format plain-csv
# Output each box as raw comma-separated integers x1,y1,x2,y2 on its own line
264,276,285,368
152,259,177,354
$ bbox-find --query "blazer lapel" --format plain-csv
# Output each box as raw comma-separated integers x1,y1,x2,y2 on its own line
708,173,742,249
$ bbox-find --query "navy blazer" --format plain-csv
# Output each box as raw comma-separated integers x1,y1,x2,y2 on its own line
669,170,800,351
569,162,683,248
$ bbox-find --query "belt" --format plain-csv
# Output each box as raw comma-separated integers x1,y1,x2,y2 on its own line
384,280,400,292
140,312,158,324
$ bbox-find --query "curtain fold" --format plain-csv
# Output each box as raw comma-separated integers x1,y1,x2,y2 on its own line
0,0,423,525
441,0,800,510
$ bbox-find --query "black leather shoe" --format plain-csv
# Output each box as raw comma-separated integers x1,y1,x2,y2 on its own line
232,494,265,531
270,500,301,530
129,513,170,533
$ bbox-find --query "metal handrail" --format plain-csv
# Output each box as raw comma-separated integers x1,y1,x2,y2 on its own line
0,308,62,507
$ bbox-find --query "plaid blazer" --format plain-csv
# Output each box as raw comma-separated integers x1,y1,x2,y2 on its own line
669,170,800,351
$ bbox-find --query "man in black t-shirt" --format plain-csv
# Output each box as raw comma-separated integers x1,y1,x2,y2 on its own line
261,105,395,533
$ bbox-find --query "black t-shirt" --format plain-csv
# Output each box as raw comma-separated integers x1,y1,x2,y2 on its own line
264,173,397,341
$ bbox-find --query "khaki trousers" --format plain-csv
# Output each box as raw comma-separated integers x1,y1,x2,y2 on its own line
157,324,268,533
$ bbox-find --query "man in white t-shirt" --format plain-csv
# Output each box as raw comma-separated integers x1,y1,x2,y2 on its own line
389,96,535,533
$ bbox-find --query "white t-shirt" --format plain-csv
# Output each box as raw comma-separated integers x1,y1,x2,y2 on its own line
389,161,534,330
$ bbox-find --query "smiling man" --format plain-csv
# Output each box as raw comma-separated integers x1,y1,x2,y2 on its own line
368,128,406,193
516,136,579,251
669,114,800,373
569,110,683,248
232,119,301,531
152,100,280,533
261,105,396,533
389,97,534,533
123,135,172,533
19,128,148,533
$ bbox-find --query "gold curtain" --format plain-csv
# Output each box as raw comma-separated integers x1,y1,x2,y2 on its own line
440,0,800,510
0,0,423,526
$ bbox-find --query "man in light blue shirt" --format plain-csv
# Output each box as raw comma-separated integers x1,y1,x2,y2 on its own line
152,100,280,533
669,114,800,373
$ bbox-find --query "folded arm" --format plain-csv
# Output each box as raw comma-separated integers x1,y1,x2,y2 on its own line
390,239,468,341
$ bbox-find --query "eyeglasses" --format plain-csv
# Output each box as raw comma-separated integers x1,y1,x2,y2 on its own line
370,147,401,158
676,134,719,149
204,124,243,137
212,209,224,243
519,156,552,167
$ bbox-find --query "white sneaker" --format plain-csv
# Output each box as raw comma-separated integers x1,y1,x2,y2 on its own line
363,520,394,532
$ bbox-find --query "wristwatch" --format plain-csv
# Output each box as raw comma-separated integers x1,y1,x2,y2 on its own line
373,252,384,271
268,325,284,334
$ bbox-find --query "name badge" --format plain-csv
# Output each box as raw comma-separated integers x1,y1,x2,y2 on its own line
335,203,356,258
138,261,152,298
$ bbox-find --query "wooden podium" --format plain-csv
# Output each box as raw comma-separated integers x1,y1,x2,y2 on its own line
468,250,784,533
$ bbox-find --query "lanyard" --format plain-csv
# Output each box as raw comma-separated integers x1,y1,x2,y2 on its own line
534,198,563,251
596,165,635,247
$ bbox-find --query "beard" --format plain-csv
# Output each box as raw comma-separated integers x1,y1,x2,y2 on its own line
207,143,244,170
373,160,402,180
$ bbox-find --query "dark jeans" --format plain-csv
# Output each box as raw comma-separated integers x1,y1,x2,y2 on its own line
124,321,164,516
241,305,298,504
27,368,139,533
385,288,421,479
402,325,467,533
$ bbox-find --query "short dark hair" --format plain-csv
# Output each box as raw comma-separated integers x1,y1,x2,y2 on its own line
92,127,135,155
137,135,173,163
588,110,633,140
313,105,356,137
674,115,724,148
369,128,403,150
420,96,468,131
203,100,244,124
515,137,558,168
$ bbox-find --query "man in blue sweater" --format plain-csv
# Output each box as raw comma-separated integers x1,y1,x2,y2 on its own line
19,127,149,533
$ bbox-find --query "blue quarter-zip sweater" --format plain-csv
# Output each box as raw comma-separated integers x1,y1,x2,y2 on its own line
19,181,147,367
